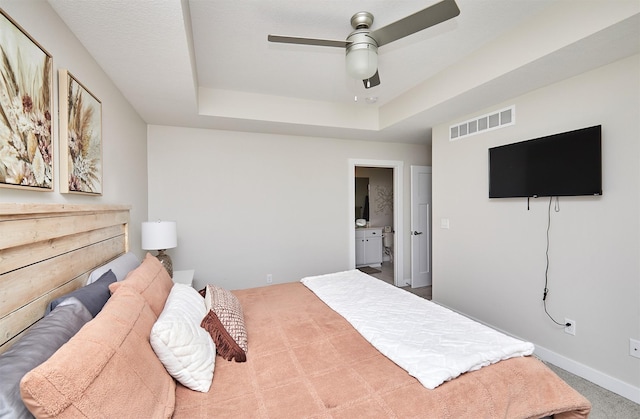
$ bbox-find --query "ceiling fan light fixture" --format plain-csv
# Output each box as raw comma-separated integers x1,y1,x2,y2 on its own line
345,32,378,80
268,1,461,88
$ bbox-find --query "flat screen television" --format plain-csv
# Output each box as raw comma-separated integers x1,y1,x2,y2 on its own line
489,125,602,198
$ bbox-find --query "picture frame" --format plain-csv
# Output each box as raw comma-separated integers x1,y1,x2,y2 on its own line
0,9,53,191
59,69,102,195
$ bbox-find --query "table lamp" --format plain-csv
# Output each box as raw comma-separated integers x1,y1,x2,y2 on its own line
142,220,177,277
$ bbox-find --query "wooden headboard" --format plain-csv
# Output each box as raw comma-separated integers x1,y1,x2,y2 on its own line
0,203,131,354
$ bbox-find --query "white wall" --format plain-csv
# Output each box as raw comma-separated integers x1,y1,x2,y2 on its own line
432,55,639,399
147,126,430,290
0,1,148,254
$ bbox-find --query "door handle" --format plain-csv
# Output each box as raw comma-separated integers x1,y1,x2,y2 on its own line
412,231,423,235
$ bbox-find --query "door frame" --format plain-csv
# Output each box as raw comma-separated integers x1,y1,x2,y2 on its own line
348,159,404,286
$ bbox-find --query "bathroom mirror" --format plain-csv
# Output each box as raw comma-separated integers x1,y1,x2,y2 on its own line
355,177,369,221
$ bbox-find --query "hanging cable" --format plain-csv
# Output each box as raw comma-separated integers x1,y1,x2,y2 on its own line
542,196,570,327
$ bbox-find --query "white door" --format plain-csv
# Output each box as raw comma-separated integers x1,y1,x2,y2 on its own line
411,166,432,287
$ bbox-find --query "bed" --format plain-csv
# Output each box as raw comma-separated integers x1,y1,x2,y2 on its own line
0,203,591,418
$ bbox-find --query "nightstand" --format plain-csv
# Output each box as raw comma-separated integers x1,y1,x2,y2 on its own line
172,269,194,287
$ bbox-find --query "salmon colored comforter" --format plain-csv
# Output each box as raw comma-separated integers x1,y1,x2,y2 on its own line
173,282,591,419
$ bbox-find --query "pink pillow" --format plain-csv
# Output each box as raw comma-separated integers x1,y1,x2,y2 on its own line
20,286,175,418
109,253,173,317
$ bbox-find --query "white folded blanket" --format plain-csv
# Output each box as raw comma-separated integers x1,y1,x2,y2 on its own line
301,270,534,389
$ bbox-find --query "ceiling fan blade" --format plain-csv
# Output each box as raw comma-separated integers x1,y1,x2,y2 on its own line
363,70,380,89
268,34,350,48
369,0,460,47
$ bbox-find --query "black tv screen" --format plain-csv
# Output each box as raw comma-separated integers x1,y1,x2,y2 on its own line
489,125,602,198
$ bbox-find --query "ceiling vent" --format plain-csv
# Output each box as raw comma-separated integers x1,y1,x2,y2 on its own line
449,105,515,141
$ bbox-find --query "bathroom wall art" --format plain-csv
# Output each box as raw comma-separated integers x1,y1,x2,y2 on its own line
59,69,102,195
375,184,393,215
0,9,53,191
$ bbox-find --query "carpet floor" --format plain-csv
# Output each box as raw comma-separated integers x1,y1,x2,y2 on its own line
546,363,640,418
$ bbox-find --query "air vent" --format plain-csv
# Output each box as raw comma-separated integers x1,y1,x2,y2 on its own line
450,106,515,141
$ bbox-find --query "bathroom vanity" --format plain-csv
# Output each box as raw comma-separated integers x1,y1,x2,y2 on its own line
355,227,383,267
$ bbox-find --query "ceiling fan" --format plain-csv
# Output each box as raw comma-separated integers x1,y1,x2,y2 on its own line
268,0,460,89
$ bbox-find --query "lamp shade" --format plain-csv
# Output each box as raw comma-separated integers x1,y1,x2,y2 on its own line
141,221,177,250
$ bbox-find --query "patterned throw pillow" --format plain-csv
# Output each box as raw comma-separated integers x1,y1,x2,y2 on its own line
201,285,248,362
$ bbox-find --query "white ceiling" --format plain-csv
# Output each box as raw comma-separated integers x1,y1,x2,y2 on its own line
47,0,639,144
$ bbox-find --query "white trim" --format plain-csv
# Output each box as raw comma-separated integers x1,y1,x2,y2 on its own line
534,345,640,404
348,159,404,286
435,300,640,404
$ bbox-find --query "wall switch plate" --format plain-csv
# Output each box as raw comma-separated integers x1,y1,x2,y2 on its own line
564,318,576,336
440,218,450,229
630,338,640,359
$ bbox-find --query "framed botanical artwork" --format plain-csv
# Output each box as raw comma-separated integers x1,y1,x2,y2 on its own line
0,9,53,191
59,69,102,195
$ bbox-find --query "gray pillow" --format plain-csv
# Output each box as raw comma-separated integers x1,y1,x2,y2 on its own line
46,269,116,317
87,251,141,284
0,298,92,419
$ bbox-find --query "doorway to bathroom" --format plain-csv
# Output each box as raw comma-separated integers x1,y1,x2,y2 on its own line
355,167,393,280
348,159,404,287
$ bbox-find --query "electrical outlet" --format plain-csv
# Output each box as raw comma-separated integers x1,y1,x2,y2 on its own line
266,274,272,284
564,318,576,336
630,339,640,359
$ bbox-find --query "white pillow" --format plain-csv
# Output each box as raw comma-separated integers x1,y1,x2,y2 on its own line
87,251,141,284
150,284,215,392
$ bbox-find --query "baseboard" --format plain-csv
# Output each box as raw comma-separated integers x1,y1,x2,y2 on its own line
534,345,640,404
433,300,640,404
